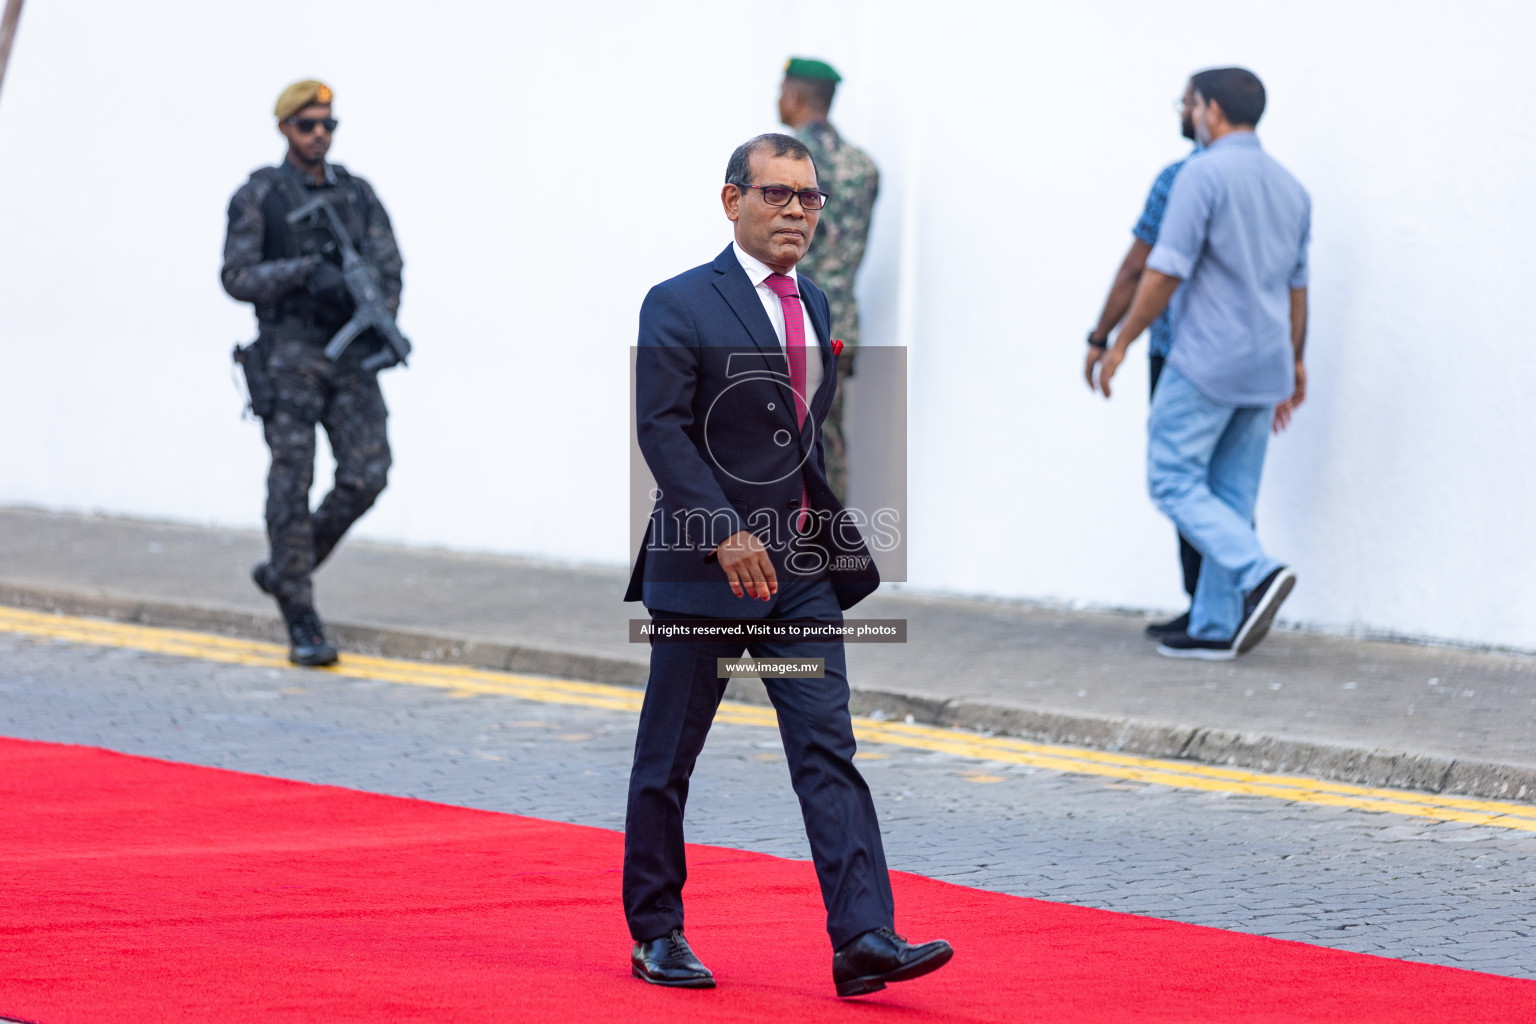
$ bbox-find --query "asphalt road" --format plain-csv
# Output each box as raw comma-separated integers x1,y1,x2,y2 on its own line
2,628,1533,981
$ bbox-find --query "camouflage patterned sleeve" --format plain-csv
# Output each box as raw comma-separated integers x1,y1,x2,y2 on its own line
219,176,315,305
355,179,404,312
796,122,878,350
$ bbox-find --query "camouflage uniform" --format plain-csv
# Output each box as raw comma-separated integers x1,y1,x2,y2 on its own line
221,159,403,612
795,120,878,501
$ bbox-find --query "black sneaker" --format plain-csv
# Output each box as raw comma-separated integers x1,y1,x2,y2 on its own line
1144,610,1191,640
251,561,275,596
1156,631,1235,661
283,607,339,667
1233,567,1296,655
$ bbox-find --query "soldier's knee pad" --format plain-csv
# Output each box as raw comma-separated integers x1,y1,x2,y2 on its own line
338,460,389,502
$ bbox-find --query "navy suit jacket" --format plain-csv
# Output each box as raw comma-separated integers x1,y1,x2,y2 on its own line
625,244,879,617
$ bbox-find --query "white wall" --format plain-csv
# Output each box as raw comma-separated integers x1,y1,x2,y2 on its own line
1,1,1532,647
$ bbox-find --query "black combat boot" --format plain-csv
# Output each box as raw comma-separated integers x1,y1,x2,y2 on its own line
281,603,339,667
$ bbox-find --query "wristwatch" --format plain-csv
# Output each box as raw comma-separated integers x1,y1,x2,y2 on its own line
1087,332,1109,350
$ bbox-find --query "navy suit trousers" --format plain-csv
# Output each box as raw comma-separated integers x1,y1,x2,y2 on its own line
622,576,895,949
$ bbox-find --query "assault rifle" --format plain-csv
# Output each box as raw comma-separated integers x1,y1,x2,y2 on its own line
285,195,412,372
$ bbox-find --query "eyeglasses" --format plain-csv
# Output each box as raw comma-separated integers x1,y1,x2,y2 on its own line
742,184,829,211
1171,98,1190,113
286,116,339,134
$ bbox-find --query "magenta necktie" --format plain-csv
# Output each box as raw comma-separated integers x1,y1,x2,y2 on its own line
763,273,811,528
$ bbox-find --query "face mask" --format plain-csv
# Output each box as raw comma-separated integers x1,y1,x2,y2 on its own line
1194,111,1213,147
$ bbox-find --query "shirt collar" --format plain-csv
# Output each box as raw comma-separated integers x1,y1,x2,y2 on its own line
1209,131,1261,151
733,240,798,287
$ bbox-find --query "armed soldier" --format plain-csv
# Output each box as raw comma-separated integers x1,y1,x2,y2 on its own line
222,79,405,666
778,58,879,502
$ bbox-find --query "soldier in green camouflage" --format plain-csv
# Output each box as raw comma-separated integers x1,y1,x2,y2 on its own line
779,57,878,502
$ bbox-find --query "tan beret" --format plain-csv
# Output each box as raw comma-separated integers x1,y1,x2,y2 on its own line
274,79,333,120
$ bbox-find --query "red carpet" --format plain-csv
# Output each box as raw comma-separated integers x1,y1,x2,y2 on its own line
1,737,1531,1023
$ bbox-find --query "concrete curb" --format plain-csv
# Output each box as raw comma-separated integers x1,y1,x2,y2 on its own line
4,580,1534,806
0,581,649,688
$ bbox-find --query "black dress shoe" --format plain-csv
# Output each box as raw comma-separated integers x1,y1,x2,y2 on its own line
832,927,953,998
631,928,715,989
1144,610,1191,639
283,607,339,667
251,561,275,596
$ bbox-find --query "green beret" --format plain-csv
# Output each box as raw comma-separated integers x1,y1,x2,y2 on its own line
274,79,333,120
784,58,841,83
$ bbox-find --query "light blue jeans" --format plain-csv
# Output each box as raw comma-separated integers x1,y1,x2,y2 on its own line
1147,367,1283,640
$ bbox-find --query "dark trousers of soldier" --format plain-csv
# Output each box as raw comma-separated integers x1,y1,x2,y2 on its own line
1149,355,1202,598
262,337,391,612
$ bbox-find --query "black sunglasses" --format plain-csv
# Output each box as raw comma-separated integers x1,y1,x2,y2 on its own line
286,116,339,134
742,184,829,211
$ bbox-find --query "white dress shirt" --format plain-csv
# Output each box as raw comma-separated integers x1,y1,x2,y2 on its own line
732,241,823,403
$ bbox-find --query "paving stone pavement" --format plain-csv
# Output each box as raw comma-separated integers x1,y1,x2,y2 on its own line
2,631,1533,980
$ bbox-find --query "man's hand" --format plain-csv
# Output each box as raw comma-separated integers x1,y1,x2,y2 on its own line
1083,239,1152,389
716,529,778,601
1092,270,1179,400
306,258,350,314
1273,361,1306,433
1096,344,1128,398
1083,343,1106,389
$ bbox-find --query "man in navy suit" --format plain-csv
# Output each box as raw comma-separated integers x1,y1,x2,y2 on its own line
623,134,953,997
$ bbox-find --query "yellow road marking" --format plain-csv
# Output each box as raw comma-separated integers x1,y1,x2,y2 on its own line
4,605,1535,833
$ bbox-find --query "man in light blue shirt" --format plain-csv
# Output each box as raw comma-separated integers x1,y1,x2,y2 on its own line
1094,67,1310,660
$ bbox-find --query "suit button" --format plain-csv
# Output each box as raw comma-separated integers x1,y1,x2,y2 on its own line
788,498,801,508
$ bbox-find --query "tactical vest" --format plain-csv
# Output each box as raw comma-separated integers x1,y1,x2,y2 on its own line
255,164,370,327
